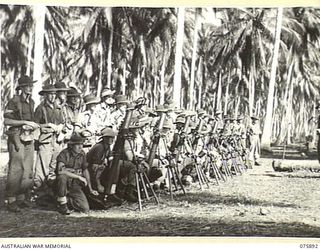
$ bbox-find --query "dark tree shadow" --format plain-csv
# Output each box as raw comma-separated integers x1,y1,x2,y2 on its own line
174,191,300,209
0,209,319,237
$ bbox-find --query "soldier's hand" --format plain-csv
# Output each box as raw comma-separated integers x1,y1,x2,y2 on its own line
90,189,99,196
25,121,40,129
78,176,88,186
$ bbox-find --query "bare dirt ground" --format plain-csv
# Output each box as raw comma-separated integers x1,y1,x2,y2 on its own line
0,145,320,238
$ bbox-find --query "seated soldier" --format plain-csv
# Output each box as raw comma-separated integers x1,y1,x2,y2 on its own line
87,127,138,204
55,133,98,215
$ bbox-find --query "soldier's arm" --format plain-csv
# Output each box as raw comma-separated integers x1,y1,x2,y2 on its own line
4,117,39,129
83,168,97,194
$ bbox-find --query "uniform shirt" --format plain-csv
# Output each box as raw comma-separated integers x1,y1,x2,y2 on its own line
55,99,68,123
248,123,262,136
65,104,81,125
34,101,64,125
56,147,88,175
86,142,112,165
96,103,114,129
4,94,35,121
109,107,126,129
79,110,100,134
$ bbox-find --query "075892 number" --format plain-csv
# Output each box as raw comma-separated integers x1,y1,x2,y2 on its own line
300,244,319,248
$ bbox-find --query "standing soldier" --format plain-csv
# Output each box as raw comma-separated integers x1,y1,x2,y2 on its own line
248,116,262,166
4,75,40,212
54,81,72,142
33,84,65,188
78,94,101,151
65,87,82,131
98,88,115,129
110,95,129,130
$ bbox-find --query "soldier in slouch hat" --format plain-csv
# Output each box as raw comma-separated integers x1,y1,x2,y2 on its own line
4,75,40,212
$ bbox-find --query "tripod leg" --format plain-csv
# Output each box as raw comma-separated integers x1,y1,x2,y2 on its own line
199,165,210,188
195,164,204,190
222,160,231,179
231,158,241,175
167,167,173,200
142,172,160,205
135,172,143,211
173,164,186,195
210,162,219,185
139,172,150,200
169,166,179,191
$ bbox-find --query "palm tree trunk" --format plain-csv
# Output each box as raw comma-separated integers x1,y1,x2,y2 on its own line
106,8,113,90
27,30,33,76
197,56,203,110
173,7,185,109
121,61,126,95
136,63,141,98
97,39,103,97
189,8,200,110
261,7,283,150
223,73,230,115
217,71,222,113
160,51,166,104
32,5,46,107
10,69,15,98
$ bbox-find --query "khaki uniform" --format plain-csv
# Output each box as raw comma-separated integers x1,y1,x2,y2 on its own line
33,101,65,187
55,147,90,212
248,122,262,162
4,94,36,203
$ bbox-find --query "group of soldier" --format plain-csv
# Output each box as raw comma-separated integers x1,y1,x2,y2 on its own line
3,75,262,215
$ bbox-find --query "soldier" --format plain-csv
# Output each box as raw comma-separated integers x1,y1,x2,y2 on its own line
55,133,98,215
33,84,65,188
98,88,115,129
148,119,175,188
110,95,129,130
222,117,232,136
65,87,82,130
79,94,101,149
248,116,262,166
54,81,72,142
132,97,147,117
211,110,224,134
235,116,247,148
4,75,40,212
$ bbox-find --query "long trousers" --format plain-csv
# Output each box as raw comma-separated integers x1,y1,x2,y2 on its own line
6,138,34,202
56,174,90,212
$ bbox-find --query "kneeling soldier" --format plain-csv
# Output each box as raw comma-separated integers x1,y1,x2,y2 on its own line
55,133,98,215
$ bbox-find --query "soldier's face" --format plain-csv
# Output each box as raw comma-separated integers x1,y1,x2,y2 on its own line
57,91,67,102
21,85,33,95
69,96,80,106
71,144,83,154
46,92,56,104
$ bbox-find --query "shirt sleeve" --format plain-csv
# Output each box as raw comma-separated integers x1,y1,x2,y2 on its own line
86,144,105,165
81,152,89,170
4,98,19,120
56,149,68,171
34,105,44,124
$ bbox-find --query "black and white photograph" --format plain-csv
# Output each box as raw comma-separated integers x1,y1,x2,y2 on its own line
1,1,320,241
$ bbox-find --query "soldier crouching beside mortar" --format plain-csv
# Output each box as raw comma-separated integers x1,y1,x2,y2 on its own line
86,127,137,206
55,133,98,215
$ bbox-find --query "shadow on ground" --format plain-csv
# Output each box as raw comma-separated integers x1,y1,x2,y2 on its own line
174,191,299,209
0,208,319,237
